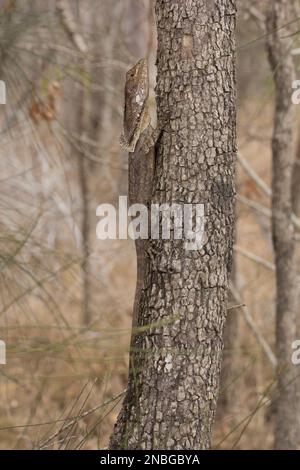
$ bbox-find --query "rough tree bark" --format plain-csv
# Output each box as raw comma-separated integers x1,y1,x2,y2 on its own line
266,0,300,450
110,0,236,450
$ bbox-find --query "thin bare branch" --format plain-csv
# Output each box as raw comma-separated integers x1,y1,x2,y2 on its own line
230,284,277,369
56,0,87,54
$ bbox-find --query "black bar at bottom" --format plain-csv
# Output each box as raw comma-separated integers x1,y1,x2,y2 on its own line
0,450,299,466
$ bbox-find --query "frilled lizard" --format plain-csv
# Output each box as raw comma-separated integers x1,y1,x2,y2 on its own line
120,58,160,333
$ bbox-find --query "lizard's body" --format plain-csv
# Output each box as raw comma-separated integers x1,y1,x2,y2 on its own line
121,59,159,333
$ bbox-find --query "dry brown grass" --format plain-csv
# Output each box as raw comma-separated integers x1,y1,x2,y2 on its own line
1,1,299,450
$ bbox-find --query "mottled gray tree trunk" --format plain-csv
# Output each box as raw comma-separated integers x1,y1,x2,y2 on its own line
110,0,236,450
266,0,300,450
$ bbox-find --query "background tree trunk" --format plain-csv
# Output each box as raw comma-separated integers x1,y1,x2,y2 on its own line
266,0,300,450
110,0,237,450
292,133,300,217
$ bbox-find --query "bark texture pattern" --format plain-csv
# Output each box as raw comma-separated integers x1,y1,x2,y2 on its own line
266,0,300,450
110,0,236,450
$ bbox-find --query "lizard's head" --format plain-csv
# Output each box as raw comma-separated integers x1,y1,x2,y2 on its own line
126,58,148,85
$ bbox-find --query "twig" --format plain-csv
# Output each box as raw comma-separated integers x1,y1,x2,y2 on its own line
237,194,271,218
237,154,300,230
230,284,277,369
234,245,275,271
238,152,271,197
56,0,88,54
247,6,266,31
38,390,126,449
227,303,245,311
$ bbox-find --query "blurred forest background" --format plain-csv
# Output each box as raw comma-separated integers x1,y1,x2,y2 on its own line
0,0,299,449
